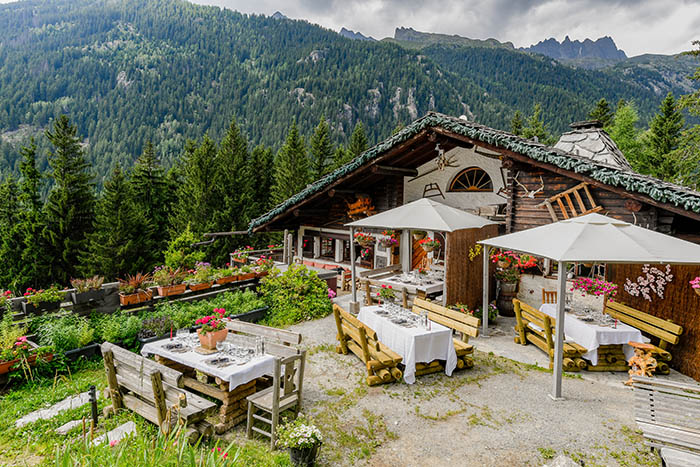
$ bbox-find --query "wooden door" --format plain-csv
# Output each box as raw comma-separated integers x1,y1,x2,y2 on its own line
411,237,427,269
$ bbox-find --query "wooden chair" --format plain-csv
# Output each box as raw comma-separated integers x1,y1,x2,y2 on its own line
541,289,557,304
604,300,682,374
632,376,700,466
246,350,306,449
226,319,302,347
512,299,588,371
333,304,403,385
412,298,479,371
100,342,216,443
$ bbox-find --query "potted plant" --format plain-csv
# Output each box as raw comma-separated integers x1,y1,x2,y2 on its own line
276,415,323,467
377,284,396,306
238,264,256,281
118,272,153,306
153,265,187,297
690,277,700,297
214,264,239,285
379,230,399,248
0,315,53,378
70,276,105,304
453,302,498,324
22,286,66,314
138,315,175,346
353,231,375,248
571,277,618,300
0,290,13,310
186,262,214,292
231,245,254,264
254,256,275,277
195,308,228,350
412,230,426,241
419,237,441,252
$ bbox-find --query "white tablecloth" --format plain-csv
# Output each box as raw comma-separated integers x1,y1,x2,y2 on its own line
141,337,276,389
379,275,444,295
539,303,647,365
358,306,457,384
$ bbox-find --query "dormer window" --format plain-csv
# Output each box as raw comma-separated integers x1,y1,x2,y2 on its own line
448,167,493,192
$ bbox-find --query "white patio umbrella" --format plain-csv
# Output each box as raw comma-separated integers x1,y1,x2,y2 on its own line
346,198,497,307
479,212,700,399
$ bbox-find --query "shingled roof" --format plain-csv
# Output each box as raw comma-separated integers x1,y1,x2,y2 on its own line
249,112,700,232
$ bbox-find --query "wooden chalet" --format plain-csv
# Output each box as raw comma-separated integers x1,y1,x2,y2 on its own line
249,112,700,380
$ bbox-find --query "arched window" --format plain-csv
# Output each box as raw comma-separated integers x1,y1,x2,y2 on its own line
448,167,493,192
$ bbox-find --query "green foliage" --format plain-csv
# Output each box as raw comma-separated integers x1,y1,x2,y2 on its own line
153,265,187,286
521,103,555,145
0,314,27,362
309,116,334,179
139,315,174,339
36,315,94,353
640,92,684,180
348,122,369,158
248,145,274,224
608,101,648,170
42,115,95,285
589,98,614,127
510,111,523,136
332,145,353,170
25,285,66,305
272,122,310,205
258,264,332,326
0,177,23,291
92,313,141,349
81,164,146,280
164,225,205,270
154,290,266,329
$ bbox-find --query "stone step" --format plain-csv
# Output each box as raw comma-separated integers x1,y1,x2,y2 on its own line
16,392,91,428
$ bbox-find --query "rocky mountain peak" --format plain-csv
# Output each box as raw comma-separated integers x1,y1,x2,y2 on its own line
523,35,626,61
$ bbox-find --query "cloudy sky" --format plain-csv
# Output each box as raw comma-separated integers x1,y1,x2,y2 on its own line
191,0,699,56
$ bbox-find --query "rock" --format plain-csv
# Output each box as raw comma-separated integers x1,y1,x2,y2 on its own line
16,392,91,428
56,420,83,436
543,454,582,467
92,421,137,446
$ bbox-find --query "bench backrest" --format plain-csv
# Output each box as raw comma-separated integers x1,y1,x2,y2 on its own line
604,300,683,348
541,289,557,304
332,304,401,367
226,319,302,346
632,376,700,452
513,299,554,348
412,298,479,341
361,279,409,308
359,264,402,279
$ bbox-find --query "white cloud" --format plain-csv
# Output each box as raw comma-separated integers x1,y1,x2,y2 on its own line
190,0,700,56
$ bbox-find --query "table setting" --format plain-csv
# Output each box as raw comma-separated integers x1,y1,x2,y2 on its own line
381,270,444,294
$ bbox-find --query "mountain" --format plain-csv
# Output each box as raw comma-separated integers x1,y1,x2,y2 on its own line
270,11,287,20
0,0,695,183
339,27,375,41
522,36,627,69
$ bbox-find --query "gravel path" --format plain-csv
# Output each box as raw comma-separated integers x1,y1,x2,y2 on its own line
285,310,663,467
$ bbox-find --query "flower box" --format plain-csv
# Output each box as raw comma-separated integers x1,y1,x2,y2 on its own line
215,275,238,285
255,271,269,278
197,328,228,350
0,352,54,376
71,289,105,305
21,300,61,315
238,272,256,281
64,343,101,362
232,257,247,264
157,284,187,297
119,290,153,306
188,282,212,292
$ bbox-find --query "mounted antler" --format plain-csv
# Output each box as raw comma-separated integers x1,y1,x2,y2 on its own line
513,172,544,198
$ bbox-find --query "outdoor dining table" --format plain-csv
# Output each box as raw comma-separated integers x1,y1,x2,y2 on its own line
539,303,647,366
378,274,445,296
141,335,276,433
358,305,457,384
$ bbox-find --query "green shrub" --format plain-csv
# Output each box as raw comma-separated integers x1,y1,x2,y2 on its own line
164,224,206,269
258,264,332,326
154,290,266,329
91,313,141,350
36,316,94,353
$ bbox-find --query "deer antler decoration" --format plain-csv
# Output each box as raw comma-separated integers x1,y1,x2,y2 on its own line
513,172,544,198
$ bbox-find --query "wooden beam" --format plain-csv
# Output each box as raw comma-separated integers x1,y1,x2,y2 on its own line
293,208,328,217
328,188,356,197
371,165,418,177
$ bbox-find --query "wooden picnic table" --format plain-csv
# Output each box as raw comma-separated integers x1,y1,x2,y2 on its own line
141,335,276,434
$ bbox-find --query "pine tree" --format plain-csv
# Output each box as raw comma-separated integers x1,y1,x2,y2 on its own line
332,145,353,170
43,115,95,284
589,98,614,127
608,102,647,170
272,122,310,205
247,144,273,220
671,40,700,188
0,177,22,290
642,92,684,179
521,103,555,144
81,165,145,280
17,140,47,289
348,122,368,158
309,116,334,180
131,141,170,268
510,111,524,136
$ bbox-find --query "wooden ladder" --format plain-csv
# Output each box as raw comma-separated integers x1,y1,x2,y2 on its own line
537,182,602,221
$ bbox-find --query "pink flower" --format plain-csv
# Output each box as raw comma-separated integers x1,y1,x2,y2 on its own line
109,440,118,447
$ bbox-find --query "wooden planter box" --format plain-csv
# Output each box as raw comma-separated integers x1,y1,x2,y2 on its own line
232,257,247,264
156,284,187,297
238,272,256,281
255,271,269,278
119,290,153,306
71,289,105,305
0,352,54,376
188,282,212,292
64,343,101,362
22,300,61,315
215,275,239,285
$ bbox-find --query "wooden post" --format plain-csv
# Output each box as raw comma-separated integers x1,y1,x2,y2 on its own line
363,280,371,306
282,229,289,264
296,351,306,415
333,306,348,354
151,371,168,431
102,350,122,412
349,226,358,312
513,300,526,345
401,287,408,309
270,358,281,449
482,245,490,337
550,260,567,401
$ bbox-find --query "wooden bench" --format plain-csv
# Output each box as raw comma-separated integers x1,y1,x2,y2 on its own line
412,297,478,372
226,319,302,347
101,342,216,442
361,279,409,308
632,376,700,466
604,300,682,375
513,299,588,371
332,304,403,386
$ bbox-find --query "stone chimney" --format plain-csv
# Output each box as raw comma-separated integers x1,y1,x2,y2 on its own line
554,120,631,170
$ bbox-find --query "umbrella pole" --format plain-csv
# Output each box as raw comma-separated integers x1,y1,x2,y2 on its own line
482,245,490,337
349,226,358,313
550,260,567,400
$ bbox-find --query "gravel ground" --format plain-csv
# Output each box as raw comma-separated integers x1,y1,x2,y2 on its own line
284,307,663,467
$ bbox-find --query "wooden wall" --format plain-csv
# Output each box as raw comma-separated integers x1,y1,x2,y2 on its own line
609,264,700,382
445,224,499,307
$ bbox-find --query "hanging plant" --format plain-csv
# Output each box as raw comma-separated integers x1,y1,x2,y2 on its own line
571,277,618,300
354,232,375,247
379,230,399,248
419,237,441,252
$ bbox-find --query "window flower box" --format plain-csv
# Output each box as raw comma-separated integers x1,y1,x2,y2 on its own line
188,282,213,292
119,290,153,306
157,284,187,297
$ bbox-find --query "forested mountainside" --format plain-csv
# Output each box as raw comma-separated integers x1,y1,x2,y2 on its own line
0,0,695,182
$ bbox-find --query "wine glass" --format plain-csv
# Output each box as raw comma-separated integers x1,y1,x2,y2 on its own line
216,341,226,354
